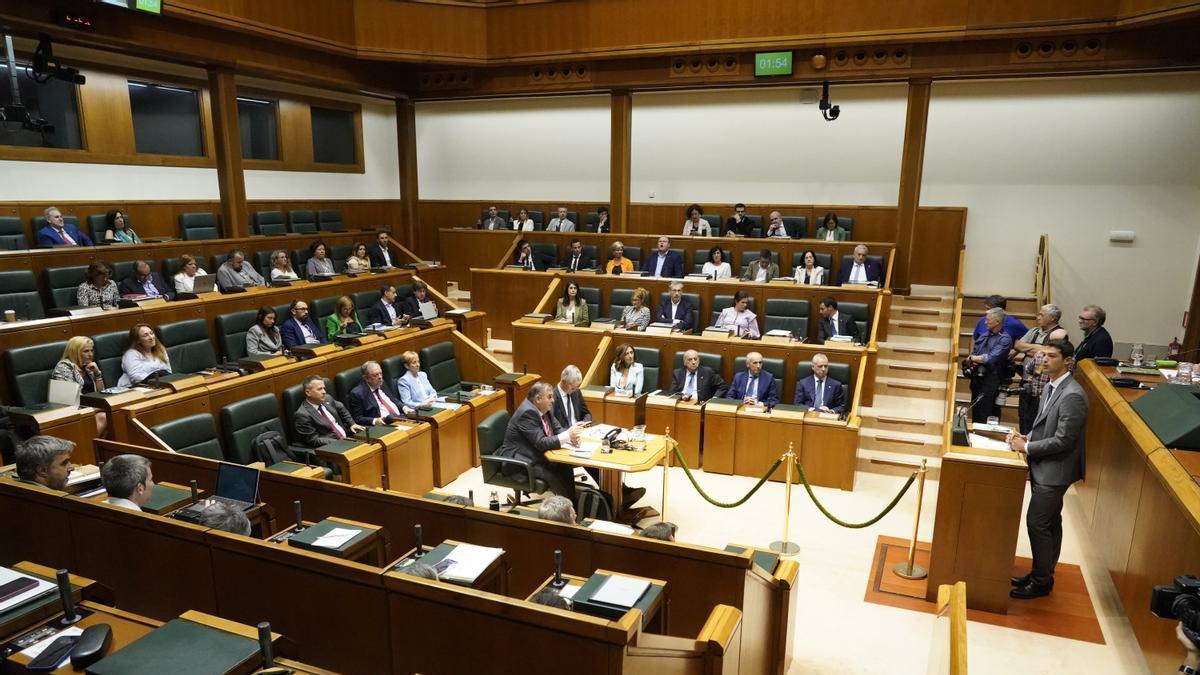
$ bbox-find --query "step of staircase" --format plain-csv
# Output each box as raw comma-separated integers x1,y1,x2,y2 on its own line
963,294,1039,314
859,427,945,457
877,358,948,383
876,376,947,400
889,319,951,338
857,449,943,480
893,305,956,322
911,284,955,297
860,395,946,435
879,335,951,364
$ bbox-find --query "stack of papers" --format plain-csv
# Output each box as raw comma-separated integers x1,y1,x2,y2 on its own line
312,527,361,549
968,433,1012,451
592,575,650,608
581,424,626,441
0,567,55,613
586,520,635,535
438,543,503,583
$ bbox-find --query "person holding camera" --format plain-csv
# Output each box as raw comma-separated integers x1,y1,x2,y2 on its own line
965,307,1013,423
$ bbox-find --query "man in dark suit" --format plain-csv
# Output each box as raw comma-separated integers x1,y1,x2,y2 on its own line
118,260,175,301
560,239,595,272
493,383,586,498
654,281,695,333
398,281,436,320
794,353,846,414
35,207,92,247
294,375,364,447
670,349,727,402
513,240,547,271
368,284,407,327
640,236,685,278
1008,340,1087,599
549,365,592,429
346,360,412,426
367,231,394,268
723,203,755,237
280,299,326,349
1073,304,1114,363
816,297,862,344
837,245,883,286
726,352,780,409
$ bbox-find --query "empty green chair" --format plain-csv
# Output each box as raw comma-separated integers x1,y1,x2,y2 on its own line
287,210,318,234
179,212,219,241
839,301,871,339
4,341,68,407
150,413,224,461
418,341,481,396
0,216,28,250
221,393,310,466
608,288,633,321
0,271,45,320
317,209,344,232
763,299,811,339
215,309,259,362
159,319,218,373
91,330,128,386
781,216,807,238
634,346,661,392
252,211,287,237
43,265,88,309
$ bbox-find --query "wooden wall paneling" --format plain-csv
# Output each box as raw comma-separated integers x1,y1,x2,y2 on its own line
169,0,359,52
78,69,136,156
894,78,931,292
965,0,1118,29
355,0,487,61
278,98,315,166
397,98,420,248
610,91,632,233
208,67,247,238
0,483,75,569
910,207,967,287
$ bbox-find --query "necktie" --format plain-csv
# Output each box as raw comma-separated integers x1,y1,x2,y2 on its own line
143,277,159,297
60,228,76,246
816,379,824,407
319,405,346,440
747,376,757,399
564,393,574,426
830,317,839,338
1040,383,1056,414
571,256,579,271
685,372,696,397
375,389,399,416
541,415,552,437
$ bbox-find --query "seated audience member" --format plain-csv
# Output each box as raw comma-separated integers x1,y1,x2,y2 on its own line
1074,304,1114,363
397,563,440,580
217,249,266,290
560,239,594,273
641,236,684,278
368,231,394,268
765,210,790,239
727,352,779,409
702,246,732,280
682,204,711,237
396,350,441,409
620,288,651,331
268,249,298,282
100,454,154,512
510,208,535,232
14,436,74,491
741,249,779,282
530,588,571,610
1018,326,1069,434
609,343,644,396
399,281,437,321
724,203,755,237
555,280,590,326
307,240,335,277
838,245,882,286
493,383,586,499
547,207,575,233
967,308,1014,423
793,249,826,285
172,254,209,294
479,205,506,230
368,284,408,327
118,323,172,387
712,290,760,338
345,243,371,272
795,353,846,414
671,349,727,402
551,365,592,429
102,209,140,244
442,495,472,507
655,281,695,332
513,240,546,271
196,500,252,536
347,360,412,426
604,241,635,275
815,212,848,241
594,206,612,233
294,374,364,447
816,297,862,344
972,295,1028,343
538,495,577,524
52,336,109,435
325,295,363,340
246,307,283,356
77,262,120,309
119,260,175,300
280,299,326,349
36,206,92,247
639,521,678,542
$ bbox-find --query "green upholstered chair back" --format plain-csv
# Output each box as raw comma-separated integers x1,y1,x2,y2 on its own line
763,298,811,338
0,271,45,320
110,260,140,284
578,245,598,263
211,252,230,270
578,286,600,319
330,245,352,273
159,319,218,373
622,246,642,263
4,341,68,406
709,294,755,327
32,215,80,230
220,393,286,465
691,248,731,274
419,341,462,395
85,214,107,243
215,309,259,362
162,255,210,279
312,296,340,325
655,291,699,332
381,354,407,390
839,301,871,338
287,210,317,234
317,210,344,231
291,248,312,280
701,214,721,231
608,288,633,321
352,290,380,326
477,410,510,459
91,330,128,385
781,216,807,238
44,265,88,309
334,366,361,403
495,209,510,221
180,212,219,240
791,251,833,271
740,250,780,268
527,211,544,228
531,242,558,263
633,346,661,391
254,250,273,278
0,216,27,250
252,211,287,236
839,254,885,282
585,211,600,229
151,413,224,460
672,351,723,375
732,355,785,389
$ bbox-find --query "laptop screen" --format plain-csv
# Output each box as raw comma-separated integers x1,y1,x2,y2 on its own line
216,463,260,503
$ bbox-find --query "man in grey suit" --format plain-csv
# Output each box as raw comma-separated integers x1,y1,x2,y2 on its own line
293,374,365,447
547,207,575,232
493,382,587,498
1007,339,1087,599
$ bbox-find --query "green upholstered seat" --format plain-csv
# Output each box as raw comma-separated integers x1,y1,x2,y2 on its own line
839,301,871,339
527,210,544,228
110,260,141,284
312,296,340,325
733,355,785,396
672,351,722,375
251,211,286,236
608,288,633,321
220,393,287,465
91,330,128,385
317,210,344,232
215,309,258,362
291,248,312,280
634,346,661,392
179,212,219,241
795,361,853,404
159,319,218,373
655,291,699,333
531,242,558,263
352,290,380,326
4,341,68,406
44,265,88,309
85,214,109,243
287,210,317,234
0,216,27,250
691,248,731,274
381,354,406,389
330,245,352,273
333,366,361,403
0,270,45,320
781,216,807,238
791,251,833,271
578,287,599,320
151,413,224,460
622,246,642,263
839,253,885,284
418,341,465,395
763,298,811,339
740,250,780,268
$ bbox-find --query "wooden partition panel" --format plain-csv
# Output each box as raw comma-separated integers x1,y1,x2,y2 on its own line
0,481,76,569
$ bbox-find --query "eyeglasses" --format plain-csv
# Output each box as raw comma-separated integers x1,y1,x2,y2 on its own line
1078,316,1095,322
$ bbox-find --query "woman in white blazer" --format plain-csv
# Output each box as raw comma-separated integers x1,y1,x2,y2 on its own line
793,249,826,285
681,204,711,237
511,208,535,232
608,343,644,396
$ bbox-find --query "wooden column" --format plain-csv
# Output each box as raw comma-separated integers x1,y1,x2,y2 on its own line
895,78,932,293
610,90,632,232
206,67,247,238
396,98,420,253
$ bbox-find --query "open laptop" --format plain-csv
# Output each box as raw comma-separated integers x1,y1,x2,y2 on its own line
171,463,261,524
191,274,217,294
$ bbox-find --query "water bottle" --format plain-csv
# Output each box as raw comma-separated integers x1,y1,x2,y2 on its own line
489,491,500,511
1130,343,1144,367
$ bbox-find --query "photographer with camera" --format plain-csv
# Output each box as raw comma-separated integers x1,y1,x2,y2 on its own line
1152,576,1200,673
965,307,1013,423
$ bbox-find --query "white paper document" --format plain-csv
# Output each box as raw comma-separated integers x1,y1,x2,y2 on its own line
586,520,635,535
20,626,83,660
312,527,361,549
439,543,503,583
592,574,650,608
0,567,56,613
558,584,581,599
581,424,627,441
968,433,1011,451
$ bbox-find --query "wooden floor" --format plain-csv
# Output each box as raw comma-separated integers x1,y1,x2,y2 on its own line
863,535,1104,644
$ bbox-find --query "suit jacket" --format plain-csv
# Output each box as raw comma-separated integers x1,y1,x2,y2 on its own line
550,386,591,429
724,218,756,237
670,366,727,402
293,399,356,447
654,297,695,333
367,242,393,268
1025,374,1087,486
817,313,862,344
794,375,845,413
367,299,402,326
727,370,780,409
640,251,685,278
1074,326,1114,362
815,226,848,241
513,252,548,271
740,261,780,282
399,294,434,320
36,224,93,247
493,399,563,467
837,260,883,285
118,273,176,301
280,316,326,349
346,380,407,426
559,252,595,272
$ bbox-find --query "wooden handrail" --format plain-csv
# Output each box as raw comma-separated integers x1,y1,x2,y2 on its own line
533,277,564,315
934,581,969,674
883,246,896,290
1033,234,1051,306
413,273,463,310
583,335,614,386
851,349,868,421
942,247,966,450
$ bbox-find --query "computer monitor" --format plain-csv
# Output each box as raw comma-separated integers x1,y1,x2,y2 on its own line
216,463,260,504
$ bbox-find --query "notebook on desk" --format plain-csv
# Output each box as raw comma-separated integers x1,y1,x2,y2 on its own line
86,618,259,675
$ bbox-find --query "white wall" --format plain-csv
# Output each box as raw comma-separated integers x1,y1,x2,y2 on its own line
921,74,1200,345
415,95,611,201
630,85,907,204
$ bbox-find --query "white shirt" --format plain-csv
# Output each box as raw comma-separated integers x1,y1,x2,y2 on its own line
105,496,142,512
702,261,732,279
557,384,576,426
173,269,208,294
382,301,397,323
766,223,789,238
512,219,534,231
683,220,711,236
667,300,681,322
754,265,769,282
299,321,320,344
1039,372,1071,416
653,253,668,277
849,262,867,284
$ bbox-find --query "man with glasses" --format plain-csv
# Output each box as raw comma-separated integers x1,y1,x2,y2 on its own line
1073,305,1113,363
724,203,755,237
280,299,326,349
654,281,695,333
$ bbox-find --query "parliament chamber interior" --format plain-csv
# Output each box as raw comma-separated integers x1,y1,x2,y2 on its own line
1,1,1199,673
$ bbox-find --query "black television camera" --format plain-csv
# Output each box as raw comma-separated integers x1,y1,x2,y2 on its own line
1152,575,1200,647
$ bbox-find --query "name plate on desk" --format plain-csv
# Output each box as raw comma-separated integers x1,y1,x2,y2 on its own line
117,296,167,309
644,323,675,335
156,373,205,392
81,388,145,410
237,354,293,372
289,343,341,358
703,327,733,337
51,306,104,317
336,332,383,347
520,313,552,323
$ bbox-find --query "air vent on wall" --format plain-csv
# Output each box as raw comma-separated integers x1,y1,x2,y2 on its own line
669,54,742,79
827,46,911,71
1011,37,1105,63
418,70,474,91
529,63,591,85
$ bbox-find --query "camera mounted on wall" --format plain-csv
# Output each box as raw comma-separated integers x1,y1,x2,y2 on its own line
819,81,840,122
30,35,85,85
1152,575,1200,647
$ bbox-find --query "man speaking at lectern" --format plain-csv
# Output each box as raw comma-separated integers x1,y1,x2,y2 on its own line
1007,339,1087,600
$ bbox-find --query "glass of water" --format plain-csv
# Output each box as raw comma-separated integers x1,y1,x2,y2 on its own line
1130,343,1144,367
1176,362,1194,385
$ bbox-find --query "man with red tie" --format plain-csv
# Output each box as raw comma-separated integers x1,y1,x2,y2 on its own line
346,360,414,426
294,374,365,447
494,382,587,499
36,206,93,247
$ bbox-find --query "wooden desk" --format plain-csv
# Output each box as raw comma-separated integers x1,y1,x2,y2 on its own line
457,388,508,465
413,403,473,487
312,439,385,489
494,372,540,414
530,568,668,634
0,601,159,675
392,539,509,595
642,394,703,469
356,421,435,495
5,405,101,465
701,400,739,475
548,435,667,515
734,405,804,481
603,391,646,429
278,516,389,566
86,481,199,515
0,563,95,644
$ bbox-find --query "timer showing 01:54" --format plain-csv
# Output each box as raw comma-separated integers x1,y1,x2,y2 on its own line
759,56,788,70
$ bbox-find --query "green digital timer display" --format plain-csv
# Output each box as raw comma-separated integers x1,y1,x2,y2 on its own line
135,0,163,14
755,52,793,77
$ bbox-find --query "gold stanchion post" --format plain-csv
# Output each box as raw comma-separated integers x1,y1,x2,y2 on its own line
892,458,929,580
769,442,800,555
661,428,672,522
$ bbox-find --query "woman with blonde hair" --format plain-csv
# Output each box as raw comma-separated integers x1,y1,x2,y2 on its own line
608,343,644,396
619,287,651,331
118,323,172,387
325,295,363,339
173,254,209,294
270,249,298,281
345,242,371,272
604,241,635,275
51,336,108,435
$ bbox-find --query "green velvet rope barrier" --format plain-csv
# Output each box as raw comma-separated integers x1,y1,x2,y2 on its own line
792,456,917,529
670,442,784,509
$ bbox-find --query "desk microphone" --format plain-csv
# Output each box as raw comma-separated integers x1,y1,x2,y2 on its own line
413,524,424,558
189,479,199,504
551,550,565,588
292,501,304,532
381,473,390,491
955,391,989,424
56,569,81,626
257,621,274,668
522,363,527,375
